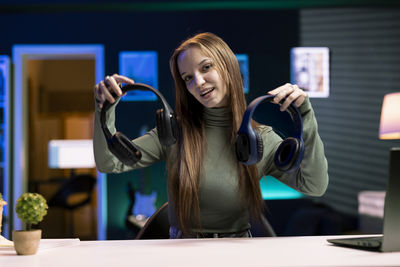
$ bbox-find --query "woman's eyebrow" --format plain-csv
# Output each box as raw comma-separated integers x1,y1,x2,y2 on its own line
180,58,212,76
198,58,211,66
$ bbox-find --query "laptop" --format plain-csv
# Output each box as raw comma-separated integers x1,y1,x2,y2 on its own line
327,147,400,252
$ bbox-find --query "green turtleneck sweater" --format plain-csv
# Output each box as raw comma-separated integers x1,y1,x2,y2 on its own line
93,97,328,233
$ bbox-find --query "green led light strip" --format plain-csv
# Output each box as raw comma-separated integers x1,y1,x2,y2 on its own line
1,0,399,13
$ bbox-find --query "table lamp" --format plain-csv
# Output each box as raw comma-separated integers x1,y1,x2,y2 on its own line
376,92,400,214
358,92,400,232
379,92,400,140
48,139,95,176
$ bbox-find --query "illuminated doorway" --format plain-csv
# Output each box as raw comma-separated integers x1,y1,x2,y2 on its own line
12,45,106,240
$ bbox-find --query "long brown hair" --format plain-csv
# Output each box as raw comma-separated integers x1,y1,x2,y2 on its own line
168,32,263,234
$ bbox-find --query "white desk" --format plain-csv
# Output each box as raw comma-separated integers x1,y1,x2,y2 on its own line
1,235,400,267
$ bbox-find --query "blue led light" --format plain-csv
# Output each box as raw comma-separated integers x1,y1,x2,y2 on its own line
119,51,158,101
0,55,10,238
236,54,250,94
12,44,106,239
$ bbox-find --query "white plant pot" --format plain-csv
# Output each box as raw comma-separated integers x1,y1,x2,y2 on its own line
12,229,42,255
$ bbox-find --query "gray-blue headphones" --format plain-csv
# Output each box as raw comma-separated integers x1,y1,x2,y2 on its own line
235,95,304,172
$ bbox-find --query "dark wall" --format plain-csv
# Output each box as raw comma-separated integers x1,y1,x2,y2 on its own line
0,9,299,239
299,8,400,217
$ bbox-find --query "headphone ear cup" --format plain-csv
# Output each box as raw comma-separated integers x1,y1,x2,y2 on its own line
235,130,263,164
155,109,166,144
156,109,178,146
169,114,180,144
108,132,142,166
274,137,302,172
235,133,250,163
255,131,264,163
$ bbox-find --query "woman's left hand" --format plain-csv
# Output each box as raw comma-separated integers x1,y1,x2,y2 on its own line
268,83,307,111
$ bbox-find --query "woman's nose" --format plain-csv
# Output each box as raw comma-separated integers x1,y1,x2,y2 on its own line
193,73,205,88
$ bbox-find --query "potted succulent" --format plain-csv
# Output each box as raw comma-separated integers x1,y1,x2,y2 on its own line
0,193,7,236
13,192,48,255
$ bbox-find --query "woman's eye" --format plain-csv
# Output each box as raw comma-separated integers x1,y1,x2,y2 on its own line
183,76,191,82
203,64,212,71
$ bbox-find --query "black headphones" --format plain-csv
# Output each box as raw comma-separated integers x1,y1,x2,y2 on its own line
235,95,305,173
100,83,179,166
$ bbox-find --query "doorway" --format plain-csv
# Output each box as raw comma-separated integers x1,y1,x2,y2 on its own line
12,45,106,239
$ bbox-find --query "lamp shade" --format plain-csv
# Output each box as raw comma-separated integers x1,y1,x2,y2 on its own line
48,139,95,169
379,92,400,140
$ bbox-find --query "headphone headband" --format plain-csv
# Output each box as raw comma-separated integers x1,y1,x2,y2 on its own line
100,83,179,166
238,94,303,140
100,83,175,140
120,83,174,114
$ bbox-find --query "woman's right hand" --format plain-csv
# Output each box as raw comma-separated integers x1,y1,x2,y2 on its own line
94,74,135,108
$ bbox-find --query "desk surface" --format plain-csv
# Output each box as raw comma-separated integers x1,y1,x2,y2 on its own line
1,235,400,267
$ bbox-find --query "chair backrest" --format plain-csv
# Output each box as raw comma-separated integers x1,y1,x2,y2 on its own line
135,202,170,239
250,214,277,237
135,202,277,239
48,174,96,210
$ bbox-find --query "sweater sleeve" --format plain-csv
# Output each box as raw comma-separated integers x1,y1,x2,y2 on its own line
257,97,329,196
93,97,167,174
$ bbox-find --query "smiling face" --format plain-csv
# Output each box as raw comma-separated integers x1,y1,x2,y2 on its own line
177,46,229,108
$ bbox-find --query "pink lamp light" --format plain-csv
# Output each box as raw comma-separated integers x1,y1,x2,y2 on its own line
379,92,400,140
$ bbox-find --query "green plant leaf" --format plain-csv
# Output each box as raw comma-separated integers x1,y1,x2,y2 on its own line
15,193,48,228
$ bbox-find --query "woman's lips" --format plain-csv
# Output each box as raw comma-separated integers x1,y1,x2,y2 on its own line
200,87,214,97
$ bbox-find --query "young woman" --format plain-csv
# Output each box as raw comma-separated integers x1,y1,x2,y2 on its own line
93,32,329,238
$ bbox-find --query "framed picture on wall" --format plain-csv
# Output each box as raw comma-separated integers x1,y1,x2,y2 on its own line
235,54,249,94
290,47,329,98
119,51,158,101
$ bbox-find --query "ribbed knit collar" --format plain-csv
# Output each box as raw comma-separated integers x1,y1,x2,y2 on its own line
202,107,232,127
